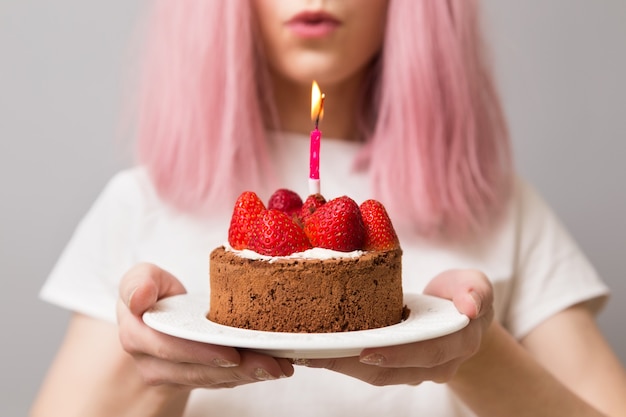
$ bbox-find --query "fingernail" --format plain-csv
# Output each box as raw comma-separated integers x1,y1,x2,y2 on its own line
212,358,238,368
469,290,482,316
360,353,386,366
127,287,138,309
254,368,277,381
292,358,311,367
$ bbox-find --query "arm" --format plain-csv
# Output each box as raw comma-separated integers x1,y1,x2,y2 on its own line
520,302,626,416
307,270,626,416
30,263,295,417
448,313,621,417
29,314,190,417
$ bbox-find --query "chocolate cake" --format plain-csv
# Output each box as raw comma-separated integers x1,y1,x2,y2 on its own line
208,246,403,333
207,189,405,333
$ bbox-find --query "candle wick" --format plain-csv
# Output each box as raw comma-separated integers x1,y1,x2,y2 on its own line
315,94,326,129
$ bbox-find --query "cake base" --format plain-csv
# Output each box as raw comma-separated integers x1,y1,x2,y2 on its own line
208,246,403,333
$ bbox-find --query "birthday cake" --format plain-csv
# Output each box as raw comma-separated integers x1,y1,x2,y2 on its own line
208,189,404,333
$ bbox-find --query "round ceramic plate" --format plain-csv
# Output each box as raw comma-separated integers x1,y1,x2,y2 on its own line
143,293,469,359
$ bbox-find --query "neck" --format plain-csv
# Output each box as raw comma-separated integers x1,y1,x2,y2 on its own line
268,72,366,141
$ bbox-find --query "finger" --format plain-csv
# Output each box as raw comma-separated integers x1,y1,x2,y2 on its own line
117,298,295,377
119,263,187,316
305,356,464,386
238,350,294,380
276,357,296,378
117,298,242,367
134,349,293,387
423,269,493,319
358,323,482,368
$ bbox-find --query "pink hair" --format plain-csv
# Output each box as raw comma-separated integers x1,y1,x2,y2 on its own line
132,0,512,238
133,0,274,212
365,0,513,237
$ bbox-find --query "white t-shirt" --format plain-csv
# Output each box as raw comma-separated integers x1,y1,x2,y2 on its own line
40,133,608,417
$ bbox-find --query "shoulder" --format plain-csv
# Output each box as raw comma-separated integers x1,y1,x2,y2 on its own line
100,167,157,203
68,166,170,243
508,176,575,252
94,167,164,216
512,177,554,219
501,175,594,281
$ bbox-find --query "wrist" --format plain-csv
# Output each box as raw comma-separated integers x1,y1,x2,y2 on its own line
128,385,191,417
450,320,502,386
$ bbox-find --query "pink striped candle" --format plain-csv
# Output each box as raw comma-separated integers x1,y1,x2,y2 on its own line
309,81,325,195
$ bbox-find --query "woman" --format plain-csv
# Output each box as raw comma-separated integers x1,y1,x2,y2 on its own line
31,1,626,416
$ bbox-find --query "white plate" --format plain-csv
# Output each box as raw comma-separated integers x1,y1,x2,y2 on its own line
143,293,469,359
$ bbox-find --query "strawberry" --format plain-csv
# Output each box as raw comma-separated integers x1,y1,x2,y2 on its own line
248,209,312,256
228,191,266,250
359,199,400,251
304,196,365,252
298,193,326,224
267,188,303,217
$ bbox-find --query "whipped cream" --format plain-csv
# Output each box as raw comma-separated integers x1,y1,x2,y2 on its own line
223,243,363,263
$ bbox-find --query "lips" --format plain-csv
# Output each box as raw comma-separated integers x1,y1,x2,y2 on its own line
286,11,341,39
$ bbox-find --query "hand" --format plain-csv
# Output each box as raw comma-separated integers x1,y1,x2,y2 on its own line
302,269,494,386
116,263,294,389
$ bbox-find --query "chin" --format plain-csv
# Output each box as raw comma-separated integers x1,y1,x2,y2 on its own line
275,53,362,87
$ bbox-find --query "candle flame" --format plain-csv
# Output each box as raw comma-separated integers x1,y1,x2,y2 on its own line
311,81,325,125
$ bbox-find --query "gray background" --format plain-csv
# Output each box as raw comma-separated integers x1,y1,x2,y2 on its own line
1,1,625,415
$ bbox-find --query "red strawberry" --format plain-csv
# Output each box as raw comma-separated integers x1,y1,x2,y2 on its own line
298,193,326,224
267,188,303,217
228,191,266,250
248,209,312,256
359,199,400,251
304,196,365,252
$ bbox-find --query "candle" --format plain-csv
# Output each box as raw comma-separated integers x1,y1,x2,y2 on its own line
309,81,325,195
